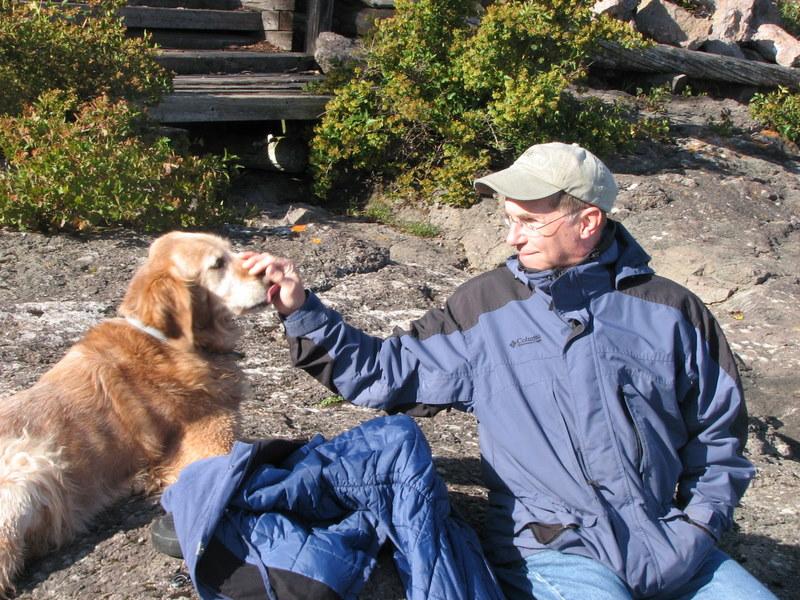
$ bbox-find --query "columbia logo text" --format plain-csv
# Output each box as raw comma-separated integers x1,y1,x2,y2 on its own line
510,335,542,348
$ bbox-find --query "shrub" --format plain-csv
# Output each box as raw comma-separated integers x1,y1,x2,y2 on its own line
310,0,655,207
777,0,800,38
0,0,171,117
0,91,234,232
750,86,800,144
362,201,440,237
317,395,345,408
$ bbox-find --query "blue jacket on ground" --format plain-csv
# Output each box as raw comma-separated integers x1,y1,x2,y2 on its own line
161,414,504,600
282,221,753,598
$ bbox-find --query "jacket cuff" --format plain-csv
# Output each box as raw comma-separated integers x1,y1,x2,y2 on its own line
684,504,726,542
282,291,331,338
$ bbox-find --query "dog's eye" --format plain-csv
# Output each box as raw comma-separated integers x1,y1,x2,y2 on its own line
210,256,227,270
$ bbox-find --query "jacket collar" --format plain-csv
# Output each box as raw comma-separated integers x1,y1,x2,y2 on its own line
506,220,653,294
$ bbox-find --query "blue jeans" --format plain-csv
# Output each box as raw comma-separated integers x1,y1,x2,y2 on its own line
492,549,778,600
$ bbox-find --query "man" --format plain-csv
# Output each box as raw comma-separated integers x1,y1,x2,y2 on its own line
243,142,776,599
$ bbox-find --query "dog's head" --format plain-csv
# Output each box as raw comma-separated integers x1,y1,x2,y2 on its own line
119,232,268,352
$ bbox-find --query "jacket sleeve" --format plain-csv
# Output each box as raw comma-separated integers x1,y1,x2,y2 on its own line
677,302,754,541
281,291,476,414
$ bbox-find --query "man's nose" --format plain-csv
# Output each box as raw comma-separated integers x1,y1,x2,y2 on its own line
506,222,524,245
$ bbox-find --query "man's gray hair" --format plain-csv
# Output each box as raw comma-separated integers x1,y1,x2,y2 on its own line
545,191,606,217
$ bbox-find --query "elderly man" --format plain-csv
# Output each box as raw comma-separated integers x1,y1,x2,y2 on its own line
244,142,776,599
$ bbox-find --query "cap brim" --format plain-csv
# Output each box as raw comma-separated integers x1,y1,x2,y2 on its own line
474,166,562,201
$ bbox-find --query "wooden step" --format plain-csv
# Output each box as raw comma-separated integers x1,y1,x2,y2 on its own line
148,73,330,122
132,29,264,49
120,6,263,31
172,72,322,90
156,49,317,74
127,0,242,10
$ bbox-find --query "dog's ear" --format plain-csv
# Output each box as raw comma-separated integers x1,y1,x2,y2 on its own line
120,265,195,346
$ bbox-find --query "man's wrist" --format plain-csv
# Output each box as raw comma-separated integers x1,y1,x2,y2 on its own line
686,518,717,541
281,291,331,338
278,289,309,318
683,505,725,542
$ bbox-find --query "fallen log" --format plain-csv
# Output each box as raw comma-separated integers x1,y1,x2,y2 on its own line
593,41,800,91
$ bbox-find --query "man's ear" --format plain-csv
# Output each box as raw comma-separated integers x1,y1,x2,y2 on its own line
578,206,605,239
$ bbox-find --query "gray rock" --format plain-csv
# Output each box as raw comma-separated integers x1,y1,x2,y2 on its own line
313,31,365,74
593,0,639,21
700,38,748,59
710,0,778,42
750,22,800,67
635,0,712,49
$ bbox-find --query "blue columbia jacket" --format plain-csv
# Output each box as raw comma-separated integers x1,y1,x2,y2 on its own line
161,414,504,600
282,222,753,598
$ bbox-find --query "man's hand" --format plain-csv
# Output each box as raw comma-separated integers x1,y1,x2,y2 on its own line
239,252,306,316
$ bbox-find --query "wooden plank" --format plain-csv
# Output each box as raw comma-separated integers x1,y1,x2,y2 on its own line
148,92,330,122
170,74,323,92
173,73,322,84
132,29,262,50
594,41,800,91
171,84,312,92
304,0,334,54
239,0,295,10
119,6,263,31
155,49,318,74
126,0,242,10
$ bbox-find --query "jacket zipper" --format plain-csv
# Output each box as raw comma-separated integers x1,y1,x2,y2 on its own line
619,385,645,476
555,398,600,489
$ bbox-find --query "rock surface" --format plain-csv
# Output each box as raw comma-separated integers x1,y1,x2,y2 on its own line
313,31,365,74
635,0,712,49
1,92,799,599
751,22,800,66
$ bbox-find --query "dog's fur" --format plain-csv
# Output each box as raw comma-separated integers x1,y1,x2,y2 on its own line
0,232,269,597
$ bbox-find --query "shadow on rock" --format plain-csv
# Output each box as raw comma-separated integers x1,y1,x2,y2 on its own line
14,494,162,595
720,532,800,600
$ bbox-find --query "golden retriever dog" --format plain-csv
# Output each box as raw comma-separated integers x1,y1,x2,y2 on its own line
0,231,269,597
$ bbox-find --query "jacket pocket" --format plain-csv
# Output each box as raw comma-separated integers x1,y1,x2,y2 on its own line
515,500,598,547
654,508,716,594
618,384,645,476
617,371,685,509
528,522,576,545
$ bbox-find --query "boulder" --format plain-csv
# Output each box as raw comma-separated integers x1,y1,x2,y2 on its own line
749,22,800,67
313,31,365,74
634,0,712,49
593,0,639,21
699,38,748,59
710,0,778,42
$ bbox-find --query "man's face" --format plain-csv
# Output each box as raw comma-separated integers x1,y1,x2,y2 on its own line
503,197,588,271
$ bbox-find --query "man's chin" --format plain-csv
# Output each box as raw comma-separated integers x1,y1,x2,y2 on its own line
518,254,545,270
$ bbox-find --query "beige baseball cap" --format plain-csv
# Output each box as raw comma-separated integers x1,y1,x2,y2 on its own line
473,142,617,212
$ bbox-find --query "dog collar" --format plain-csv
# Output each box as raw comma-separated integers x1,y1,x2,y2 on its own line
125,316,168,342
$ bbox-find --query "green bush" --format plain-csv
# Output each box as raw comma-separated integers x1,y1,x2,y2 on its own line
362,200,440,237
0,91,234,232
0,0,239,233
310,0,658,207
750,86,800,144
0,0,171,116
777,0,800,38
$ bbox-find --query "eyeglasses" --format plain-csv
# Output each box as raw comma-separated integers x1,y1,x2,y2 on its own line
503,210,581,237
